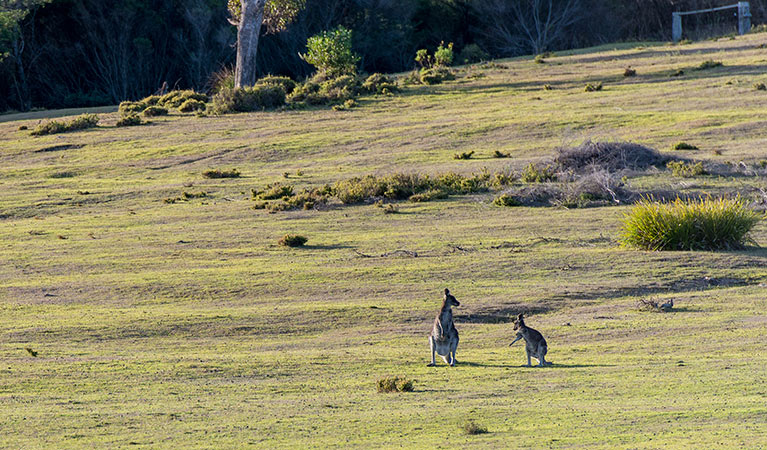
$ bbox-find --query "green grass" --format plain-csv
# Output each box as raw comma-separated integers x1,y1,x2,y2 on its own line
2,33,767,449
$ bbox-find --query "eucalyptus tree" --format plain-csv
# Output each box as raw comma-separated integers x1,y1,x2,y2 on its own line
227,0,304,87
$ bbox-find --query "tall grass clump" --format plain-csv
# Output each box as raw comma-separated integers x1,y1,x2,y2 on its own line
376,376,414,393
621,196,762,251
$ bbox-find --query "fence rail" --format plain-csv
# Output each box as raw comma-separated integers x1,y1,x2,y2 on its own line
672,1,751,42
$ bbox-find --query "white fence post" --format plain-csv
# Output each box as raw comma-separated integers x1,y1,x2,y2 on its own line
672,13,682,42
738,2,751,35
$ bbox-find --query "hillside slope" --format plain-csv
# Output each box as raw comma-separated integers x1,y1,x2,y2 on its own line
1,34,767,449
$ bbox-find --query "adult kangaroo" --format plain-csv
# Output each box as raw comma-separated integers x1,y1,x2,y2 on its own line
428,288,460,367
509,313,550,367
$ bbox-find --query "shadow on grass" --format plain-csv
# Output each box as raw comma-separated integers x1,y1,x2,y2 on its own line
457,361,613,369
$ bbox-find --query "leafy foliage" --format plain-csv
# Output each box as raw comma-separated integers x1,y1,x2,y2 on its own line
211,85,285,113
300,26,359,76
30,114,99,136
227,0,305,33
278,234,308,247
667,161,706,177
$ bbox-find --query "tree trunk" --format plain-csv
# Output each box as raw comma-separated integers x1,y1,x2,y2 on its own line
235,0,266,88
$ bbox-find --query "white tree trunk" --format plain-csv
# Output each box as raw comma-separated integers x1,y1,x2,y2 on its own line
235,0,266,88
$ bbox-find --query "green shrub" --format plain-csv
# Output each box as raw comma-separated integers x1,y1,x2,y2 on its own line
31,114,99,136
142,95,162,106
457,43,488,64
697,60,723,70
409,189,449,202
672,142,698,151
433,42,454,67
158,90,208,108
300,26,359,76
584,82,603,92
118,101,146,116
211,85,286,113
288,75,358,105
419,66,455,85
115,113,143,127
208,66,235,94
416,42,454,69
494,194,521,207
453,151,474,160
332,171,489,205
252,182,294,200
361,73,398,94
620,196,762,251
521,163,556,182
462,421,488,435
179,99,206,113
143,106,168,117
278,234,308,247
202,168,241,179
376,376,414,393
667,161,706,177
256,75,297,94
534,54,546,64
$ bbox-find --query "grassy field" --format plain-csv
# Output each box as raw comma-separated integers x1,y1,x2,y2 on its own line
2,33,767,449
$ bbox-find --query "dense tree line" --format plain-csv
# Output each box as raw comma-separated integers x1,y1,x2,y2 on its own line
1,0,764,112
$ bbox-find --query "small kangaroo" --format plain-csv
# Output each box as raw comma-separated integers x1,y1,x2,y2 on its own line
509,313,550,367
427,288,460,367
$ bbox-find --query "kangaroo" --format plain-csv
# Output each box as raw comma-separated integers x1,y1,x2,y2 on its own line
509,313,550,367
427,288,460,367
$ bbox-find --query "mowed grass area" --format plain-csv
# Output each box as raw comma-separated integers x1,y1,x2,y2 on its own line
2,33,767,449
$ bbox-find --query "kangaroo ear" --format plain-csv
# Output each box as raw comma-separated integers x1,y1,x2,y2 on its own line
517,313,524,320
444,288,450,296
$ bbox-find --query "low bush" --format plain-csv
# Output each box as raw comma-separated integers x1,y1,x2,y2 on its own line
332,171,490,205
462,421,488,435
697,60,723,70
584,82,603,92
278,234,308,247
493,150,510,158
667,161,706,177
671,69,685,77
555,141,668,173
158,90,208,108
624,67,637,77
116,114,143,127
672,142,698,150
494,194,522,207
118,101,146,116
409,189,449,202
143,106,168,117
256,75,297,94
521,163,556,183
179,99,206,113
620,196,761,250
202,168,240,179
755,82,767,91
376,376,414,393
288,74,358,106
211,85,286,113
361,73,398,94
419,66,455,85
31,114,99,136
457,44,489,64
453,151,474,160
